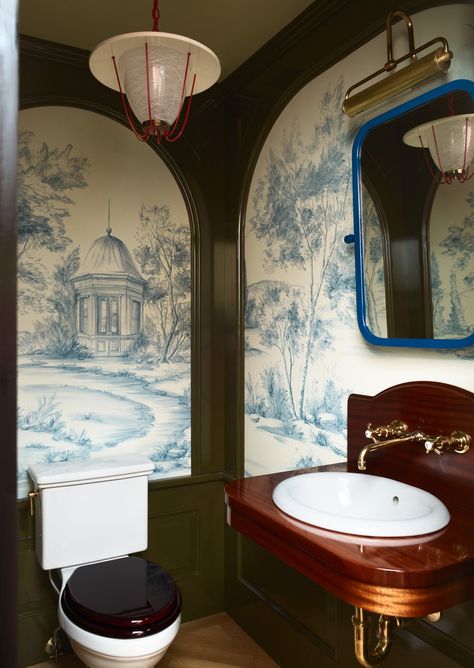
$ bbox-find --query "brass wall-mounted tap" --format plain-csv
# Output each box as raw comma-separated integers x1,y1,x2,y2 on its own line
358,420,471,471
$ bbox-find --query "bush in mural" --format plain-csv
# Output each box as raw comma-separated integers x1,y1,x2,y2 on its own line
248,78,354,425
135,204,191,363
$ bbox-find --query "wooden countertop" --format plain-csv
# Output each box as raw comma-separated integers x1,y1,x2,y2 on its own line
225,382,474,618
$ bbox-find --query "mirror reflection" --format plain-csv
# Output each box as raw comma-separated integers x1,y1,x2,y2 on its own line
354,81,474,347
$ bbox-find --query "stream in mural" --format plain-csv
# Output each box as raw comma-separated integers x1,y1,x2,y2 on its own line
17,358,190,498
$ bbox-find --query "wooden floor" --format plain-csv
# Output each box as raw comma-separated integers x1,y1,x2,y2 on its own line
27,612,279,667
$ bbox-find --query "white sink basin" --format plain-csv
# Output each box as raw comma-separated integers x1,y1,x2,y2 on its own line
272,472,450,537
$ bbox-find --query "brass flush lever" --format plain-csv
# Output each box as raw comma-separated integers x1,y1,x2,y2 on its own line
28,490,39,517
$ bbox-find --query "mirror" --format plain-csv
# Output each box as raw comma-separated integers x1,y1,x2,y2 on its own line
352,79,474,348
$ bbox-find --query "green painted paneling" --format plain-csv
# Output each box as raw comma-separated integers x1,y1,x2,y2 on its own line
226,530,474,667
143,478,226,621
240,537,337,655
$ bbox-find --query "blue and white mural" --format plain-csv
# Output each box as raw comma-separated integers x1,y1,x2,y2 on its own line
17,107,192,498
430,185,474,338
244,4,474,477
363,182,474,339
245,81,354,475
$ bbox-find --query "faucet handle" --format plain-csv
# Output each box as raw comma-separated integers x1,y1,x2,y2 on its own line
424,430,471,456
365,420,409,441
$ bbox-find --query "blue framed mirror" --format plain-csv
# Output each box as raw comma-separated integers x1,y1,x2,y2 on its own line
352,79,474,348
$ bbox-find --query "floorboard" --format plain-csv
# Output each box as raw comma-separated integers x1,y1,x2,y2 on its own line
27,612,279,668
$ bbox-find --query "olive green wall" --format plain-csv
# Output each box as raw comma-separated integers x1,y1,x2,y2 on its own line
16,1,474,667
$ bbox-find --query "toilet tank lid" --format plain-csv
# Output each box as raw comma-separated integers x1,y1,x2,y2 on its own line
29,456,154,488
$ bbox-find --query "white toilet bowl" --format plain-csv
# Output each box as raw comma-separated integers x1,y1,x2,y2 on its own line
58,556,181,668
60,608,180,668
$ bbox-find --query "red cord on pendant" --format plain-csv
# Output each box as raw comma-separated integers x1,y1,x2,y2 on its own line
152,0,160,31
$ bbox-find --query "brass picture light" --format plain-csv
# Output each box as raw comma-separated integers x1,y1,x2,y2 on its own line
343,10,453,117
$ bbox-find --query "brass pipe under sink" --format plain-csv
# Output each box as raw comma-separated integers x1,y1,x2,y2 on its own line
352,607,441,666
352,607,409,666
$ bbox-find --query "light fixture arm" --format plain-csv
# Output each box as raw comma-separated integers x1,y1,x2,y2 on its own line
343,10,453,117
385,10,415,71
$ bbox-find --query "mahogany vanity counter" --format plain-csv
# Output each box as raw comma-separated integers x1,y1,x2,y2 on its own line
224,463,474,618
226,380,474,619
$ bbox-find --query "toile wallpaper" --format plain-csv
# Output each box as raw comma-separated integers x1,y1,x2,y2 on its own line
244,4,474,477
17,107,192,498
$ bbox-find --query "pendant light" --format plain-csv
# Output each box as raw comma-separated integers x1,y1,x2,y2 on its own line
89,0,221,143
403,114,474,184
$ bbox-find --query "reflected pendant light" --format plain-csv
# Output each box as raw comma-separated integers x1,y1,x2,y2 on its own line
89,0,221,143
403,113,474,184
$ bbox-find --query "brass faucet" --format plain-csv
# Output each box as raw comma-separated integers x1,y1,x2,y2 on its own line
358,420,471,471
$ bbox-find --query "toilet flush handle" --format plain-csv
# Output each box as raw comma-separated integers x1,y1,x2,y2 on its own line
28,490,39,517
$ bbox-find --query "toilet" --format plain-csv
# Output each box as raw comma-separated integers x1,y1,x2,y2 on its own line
28,456,182,668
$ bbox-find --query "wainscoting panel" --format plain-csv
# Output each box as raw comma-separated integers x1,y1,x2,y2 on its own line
226,528,474,667
240,537,337,658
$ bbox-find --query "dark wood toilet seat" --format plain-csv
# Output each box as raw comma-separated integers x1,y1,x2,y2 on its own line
61,556,181,639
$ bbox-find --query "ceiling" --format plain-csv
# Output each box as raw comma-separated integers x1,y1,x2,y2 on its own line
19,0,316,80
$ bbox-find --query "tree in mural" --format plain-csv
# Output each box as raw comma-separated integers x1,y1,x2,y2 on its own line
438,192,474,335
257,284,305,418
430,253,447,334
17,130,89,312
447,269,466,334
135,204,191,363
250,77,353,421
45,247,86,357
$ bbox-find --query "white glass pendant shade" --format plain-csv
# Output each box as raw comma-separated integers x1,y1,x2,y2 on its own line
404,114,474,173
120,46,187,125
90,31,221,125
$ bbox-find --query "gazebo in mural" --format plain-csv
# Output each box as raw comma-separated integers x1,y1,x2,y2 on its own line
72,227,145,357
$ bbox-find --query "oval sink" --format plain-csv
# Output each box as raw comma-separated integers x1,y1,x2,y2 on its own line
272,472,450,537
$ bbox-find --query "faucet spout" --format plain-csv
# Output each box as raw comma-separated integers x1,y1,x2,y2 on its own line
358,431,425,471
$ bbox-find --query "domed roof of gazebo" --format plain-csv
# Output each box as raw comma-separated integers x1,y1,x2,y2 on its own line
75,229,144,282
